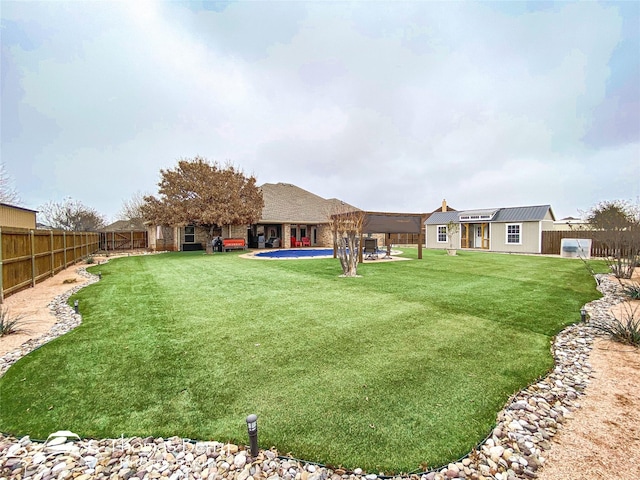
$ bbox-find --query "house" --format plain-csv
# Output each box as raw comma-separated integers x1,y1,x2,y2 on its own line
425,201,556,254
147,183,358,251
254,183,357,248
0,203,37,229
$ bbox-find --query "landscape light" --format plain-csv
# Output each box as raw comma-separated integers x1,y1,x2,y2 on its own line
98,271,102,280
580,307,587,322
246,414,258,457
74,300,79,314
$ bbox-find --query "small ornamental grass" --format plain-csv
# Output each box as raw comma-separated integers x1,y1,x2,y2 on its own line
622,282,640,300
592,303,640,347
0,306,29,337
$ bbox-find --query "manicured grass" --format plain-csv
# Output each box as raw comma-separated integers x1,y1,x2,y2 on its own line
0,250,604,472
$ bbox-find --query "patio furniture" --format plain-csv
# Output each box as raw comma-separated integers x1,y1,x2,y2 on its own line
364,238,378,260
301,237,311,247
266,237,280,248
290,236,301,247
222,238,246,251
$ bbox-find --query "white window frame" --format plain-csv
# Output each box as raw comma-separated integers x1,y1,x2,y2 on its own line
506,223,522,245
437,225,448,243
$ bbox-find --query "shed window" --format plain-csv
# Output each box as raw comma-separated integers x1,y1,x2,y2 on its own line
506,224,521,244
437,225,448,243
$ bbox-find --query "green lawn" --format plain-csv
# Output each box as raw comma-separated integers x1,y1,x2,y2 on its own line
0,249,604,473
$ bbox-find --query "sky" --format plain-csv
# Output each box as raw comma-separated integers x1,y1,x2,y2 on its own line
2,0,639,223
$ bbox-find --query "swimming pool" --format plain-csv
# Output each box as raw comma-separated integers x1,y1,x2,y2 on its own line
255,248,335,259
254,248,392,259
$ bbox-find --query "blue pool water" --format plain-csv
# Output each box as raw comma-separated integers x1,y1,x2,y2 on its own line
255,248,335,258
255,248,389,259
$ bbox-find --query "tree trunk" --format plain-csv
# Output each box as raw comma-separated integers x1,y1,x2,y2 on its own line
336,234,359,277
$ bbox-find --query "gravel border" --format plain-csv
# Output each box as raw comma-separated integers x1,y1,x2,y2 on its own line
0,271,626,480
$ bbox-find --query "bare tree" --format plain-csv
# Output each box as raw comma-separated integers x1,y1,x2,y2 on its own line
117,191,147,222
585,200,640,279
0,163,20,205
141,157,263,253
38,198,106,231
328,204,365,277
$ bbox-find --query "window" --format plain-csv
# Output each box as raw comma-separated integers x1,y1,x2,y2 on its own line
506,224,521,244
184,225,195,243
437,225,448,243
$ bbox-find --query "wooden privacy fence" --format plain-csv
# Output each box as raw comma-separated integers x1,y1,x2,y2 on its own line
541,230,634,257
388,233,422,245
100,230,148,251
0,228,100,302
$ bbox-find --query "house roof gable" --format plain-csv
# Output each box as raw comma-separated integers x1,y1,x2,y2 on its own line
259,183,358,223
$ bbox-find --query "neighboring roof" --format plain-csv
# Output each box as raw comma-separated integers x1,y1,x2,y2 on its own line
101,219,146,231
0,203,38,213
259,183,358,223
426,205,554,224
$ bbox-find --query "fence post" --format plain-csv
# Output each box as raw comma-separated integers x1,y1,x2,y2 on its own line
30,229,36,288
63,231,67,268
50,230,55,277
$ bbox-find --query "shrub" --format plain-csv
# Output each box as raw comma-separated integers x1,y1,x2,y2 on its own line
86,255,95,264
0,306,29,337
622,282,640,300
592,303,640,347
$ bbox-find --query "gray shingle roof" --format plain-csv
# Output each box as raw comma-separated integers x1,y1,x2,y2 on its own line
259,183,358,223
425,205,553,224
101,219,146,231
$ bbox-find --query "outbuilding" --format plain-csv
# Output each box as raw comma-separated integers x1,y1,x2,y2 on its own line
425,202,556,254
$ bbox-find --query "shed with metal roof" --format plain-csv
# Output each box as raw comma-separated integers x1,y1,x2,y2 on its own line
425,204,556,254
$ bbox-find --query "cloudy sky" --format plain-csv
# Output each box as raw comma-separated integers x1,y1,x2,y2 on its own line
2,0,639,222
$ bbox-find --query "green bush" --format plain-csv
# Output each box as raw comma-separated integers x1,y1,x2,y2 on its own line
85,255,95,264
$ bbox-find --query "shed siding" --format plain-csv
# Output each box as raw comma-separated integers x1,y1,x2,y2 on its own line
541,210,555,231
426,225,441,249
0,205,36,229
490,221,541,253
425,224,458,249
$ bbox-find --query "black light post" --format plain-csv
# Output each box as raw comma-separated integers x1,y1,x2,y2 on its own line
246,414,258,457
74,300,79,314
580,307,587,322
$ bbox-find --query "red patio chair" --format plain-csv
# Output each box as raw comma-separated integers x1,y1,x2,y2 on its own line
290,236,301,247
301,237,311,247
